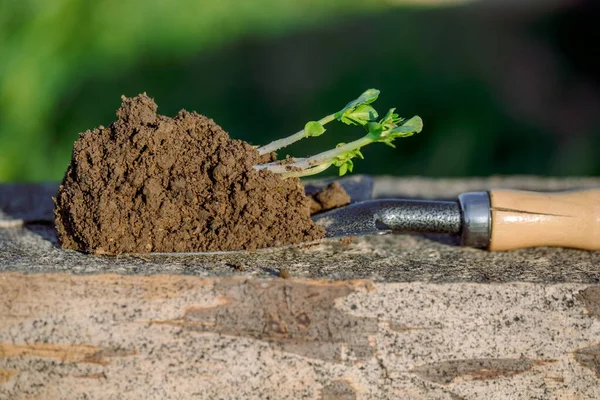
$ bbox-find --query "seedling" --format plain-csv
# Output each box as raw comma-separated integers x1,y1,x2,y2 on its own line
255,89,422,178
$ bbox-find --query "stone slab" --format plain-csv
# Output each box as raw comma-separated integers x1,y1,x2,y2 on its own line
1,273,599,399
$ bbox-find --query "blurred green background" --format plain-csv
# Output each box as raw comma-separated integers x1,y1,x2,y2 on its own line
1,0,598,182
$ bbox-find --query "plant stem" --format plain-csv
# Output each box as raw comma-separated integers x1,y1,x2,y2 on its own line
279,162,333,179
255,135,373,175
257,114,335,155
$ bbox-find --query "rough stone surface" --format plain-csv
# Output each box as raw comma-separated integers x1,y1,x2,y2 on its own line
1,274,600,399
1,176,600,399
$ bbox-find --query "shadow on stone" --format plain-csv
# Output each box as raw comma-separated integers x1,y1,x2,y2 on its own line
0,183,61,248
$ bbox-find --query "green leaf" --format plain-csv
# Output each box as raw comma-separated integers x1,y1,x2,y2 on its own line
380,115,423,140
332,146,363,176
395,115,423,134
338,115,361,126
357,88,380,105
379,108,402,127
340,104,378,126
339,163,348,176
388,129,416,138
380,108,396,123
304,121,326,137
371,115,423,148
366,122,383,138
334,88,380,120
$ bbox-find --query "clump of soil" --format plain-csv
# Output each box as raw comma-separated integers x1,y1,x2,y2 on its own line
309,182,351,214
54,94,325,254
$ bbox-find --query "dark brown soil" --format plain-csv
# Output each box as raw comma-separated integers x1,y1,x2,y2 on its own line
54,94,325,254
309,182,351,214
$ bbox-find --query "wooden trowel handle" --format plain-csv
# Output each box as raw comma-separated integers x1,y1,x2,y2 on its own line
489,189,600,251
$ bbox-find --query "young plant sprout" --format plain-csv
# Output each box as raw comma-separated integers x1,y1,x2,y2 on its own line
254,89,423,179
256,89,381,156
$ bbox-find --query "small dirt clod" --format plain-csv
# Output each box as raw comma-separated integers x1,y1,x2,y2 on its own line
54,94,325,254
309,182,351,214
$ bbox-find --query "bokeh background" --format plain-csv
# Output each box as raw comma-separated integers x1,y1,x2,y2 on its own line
1,0,598,182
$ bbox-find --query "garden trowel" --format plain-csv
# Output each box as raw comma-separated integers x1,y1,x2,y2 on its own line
312,179,600,251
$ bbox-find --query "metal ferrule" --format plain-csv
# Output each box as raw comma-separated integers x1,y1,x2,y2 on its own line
377,199,462,235
458,192,491,249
